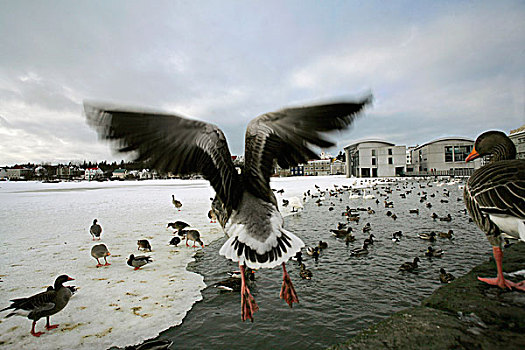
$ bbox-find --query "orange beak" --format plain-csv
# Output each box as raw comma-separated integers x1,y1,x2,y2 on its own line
465,147,479,162
68,277,75,281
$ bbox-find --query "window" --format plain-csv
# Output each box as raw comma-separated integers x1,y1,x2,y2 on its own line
388,157,393,164
388,148,392,155
371,158,376,165
454,145,473,162
371,149,376,156
445,146,453,162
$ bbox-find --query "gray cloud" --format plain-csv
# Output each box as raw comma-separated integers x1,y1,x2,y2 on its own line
0,1,523,166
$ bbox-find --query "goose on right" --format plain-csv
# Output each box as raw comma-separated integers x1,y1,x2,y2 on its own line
464,130,525,291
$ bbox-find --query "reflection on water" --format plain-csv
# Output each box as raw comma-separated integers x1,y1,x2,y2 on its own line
158,179,488,350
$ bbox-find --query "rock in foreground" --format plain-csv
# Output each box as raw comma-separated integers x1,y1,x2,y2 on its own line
330,242,525,350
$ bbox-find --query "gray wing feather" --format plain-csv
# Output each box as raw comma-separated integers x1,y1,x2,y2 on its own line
84,102,242,209
243,97,372,202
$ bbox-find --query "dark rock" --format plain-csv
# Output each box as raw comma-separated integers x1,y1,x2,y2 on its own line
329,242,525,349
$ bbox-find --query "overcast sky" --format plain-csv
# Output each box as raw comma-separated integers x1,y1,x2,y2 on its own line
1,1,523,166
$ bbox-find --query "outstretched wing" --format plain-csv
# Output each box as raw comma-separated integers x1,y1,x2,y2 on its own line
84,102,242,210
243,96,372,202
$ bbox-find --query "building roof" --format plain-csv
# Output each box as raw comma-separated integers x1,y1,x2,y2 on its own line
344,139,396,149
414,136,474,151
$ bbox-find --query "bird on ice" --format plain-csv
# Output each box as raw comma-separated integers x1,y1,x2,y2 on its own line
84,95,371,321
1,275,75,337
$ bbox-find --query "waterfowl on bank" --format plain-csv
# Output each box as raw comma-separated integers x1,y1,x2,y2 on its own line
91,244,111,267
127,254,153,270
137,240,152,252
185,230,204,248
425,246,444,258
464,130,525,291
85,95,371,321
299,264,313,280
90,219,102,240
169,236,181,246
399,257,420,272
439,268,455,283
208,209,217,223
172,195,182,210
1,275,75,337
167,221,190,233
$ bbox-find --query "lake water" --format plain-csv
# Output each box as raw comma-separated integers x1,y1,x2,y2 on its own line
0,177,490,349
153,177,489,350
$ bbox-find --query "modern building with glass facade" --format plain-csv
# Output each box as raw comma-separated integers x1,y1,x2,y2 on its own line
407,137,478,176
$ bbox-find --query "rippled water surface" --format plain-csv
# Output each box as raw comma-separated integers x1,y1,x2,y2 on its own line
157,178,489,350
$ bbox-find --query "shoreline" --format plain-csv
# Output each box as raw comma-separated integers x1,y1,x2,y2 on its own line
329,242,525,349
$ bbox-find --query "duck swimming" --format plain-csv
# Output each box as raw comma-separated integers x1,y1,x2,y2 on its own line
399,257,420,272
439,268,455,283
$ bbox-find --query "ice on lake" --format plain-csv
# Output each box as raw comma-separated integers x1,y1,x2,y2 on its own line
0,176,372,349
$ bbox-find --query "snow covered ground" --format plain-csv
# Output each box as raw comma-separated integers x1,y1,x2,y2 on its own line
0,175,374,349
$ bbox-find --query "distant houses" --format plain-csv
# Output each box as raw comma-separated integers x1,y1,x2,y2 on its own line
1,125,523,180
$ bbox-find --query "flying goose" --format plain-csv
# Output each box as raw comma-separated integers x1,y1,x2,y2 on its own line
464,130,525,291
84,95,371,321
1,275,74,337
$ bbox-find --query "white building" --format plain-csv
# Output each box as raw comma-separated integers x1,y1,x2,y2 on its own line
84,167,104,180
344,140,406,178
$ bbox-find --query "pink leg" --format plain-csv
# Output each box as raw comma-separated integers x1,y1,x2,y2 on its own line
478,247,520,290
239,263,259,322
45,316,59,330
104,257,111,266
280,262,299,307
96,258,103,268
31,321,44,337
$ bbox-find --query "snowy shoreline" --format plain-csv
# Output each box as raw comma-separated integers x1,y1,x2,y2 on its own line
0,176,408,349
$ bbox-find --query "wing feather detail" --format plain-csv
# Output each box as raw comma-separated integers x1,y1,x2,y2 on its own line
84,102,242,209
243,97,372,202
